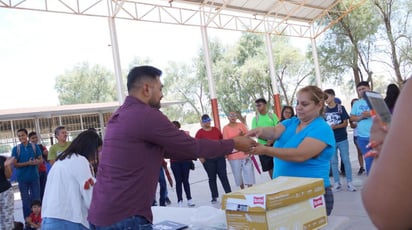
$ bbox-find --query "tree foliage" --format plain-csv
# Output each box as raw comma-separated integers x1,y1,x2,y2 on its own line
318,0,412,93
318,0,380,89
55,62,117,105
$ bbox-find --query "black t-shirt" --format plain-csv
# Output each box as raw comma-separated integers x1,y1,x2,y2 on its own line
0,156,12,193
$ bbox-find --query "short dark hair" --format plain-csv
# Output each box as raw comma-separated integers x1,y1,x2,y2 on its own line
31,199,41,208
255,98,267,104
54,126,66,136
324,89,335,96
17,128,28,135
57,130,102,162
127,65,162,91
28,131,37,138
356,81,370,88
172,121,181,129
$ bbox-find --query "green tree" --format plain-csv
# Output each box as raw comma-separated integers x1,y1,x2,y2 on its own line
373,0,412,85
55,62,116,105
318,0,380,89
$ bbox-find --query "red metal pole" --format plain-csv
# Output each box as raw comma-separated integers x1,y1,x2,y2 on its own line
211,98,221,130
273,93,282,119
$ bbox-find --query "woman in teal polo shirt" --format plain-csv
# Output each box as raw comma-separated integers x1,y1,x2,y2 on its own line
248,85,335,215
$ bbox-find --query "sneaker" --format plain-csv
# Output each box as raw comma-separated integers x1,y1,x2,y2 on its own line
165,197,171,206
177,201,183,207
211,198,217,204
332,183,342,192
187,199,195,207
357,167,365,176
347,183,357,192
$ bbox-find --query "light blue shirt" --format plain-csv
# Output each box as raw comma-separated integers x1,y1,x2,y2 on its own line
350,98,372,138
273,117,335,187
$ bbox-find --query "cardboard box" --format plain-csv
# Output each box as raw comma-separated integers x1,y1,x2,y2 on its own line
222,176,327,230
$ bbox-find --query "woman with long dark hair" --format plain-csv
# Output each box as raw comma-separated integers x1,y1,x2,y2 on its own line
280,105,295,121
41,130,102,229
384,83,400,113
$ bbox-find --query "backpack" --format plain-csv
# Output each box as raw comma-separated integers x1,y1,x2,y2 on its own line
16,143,37,160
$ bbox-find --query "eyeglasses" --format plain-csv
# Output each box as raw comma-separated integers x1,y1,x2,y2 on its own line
255,104,264,107
202,118,211,123
228,114,237,117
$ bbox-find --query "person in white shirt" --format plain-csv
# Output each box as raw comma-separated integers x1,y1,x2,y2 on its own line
41,130,102,229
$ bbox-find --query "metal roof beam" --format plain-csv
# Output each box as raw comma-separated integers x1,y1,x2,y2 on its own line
0,0,367,38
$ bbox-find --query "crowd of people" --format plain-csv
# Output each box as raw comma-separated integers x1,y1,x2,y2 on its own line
0,64,408,229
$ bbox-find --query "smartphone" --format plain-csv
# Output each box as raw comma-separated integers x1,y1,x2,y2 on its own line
363,91,391,124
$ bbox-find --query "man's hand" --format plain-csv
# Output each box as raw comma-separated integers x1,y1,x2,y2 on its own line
361,111,372,119
233,136,257,153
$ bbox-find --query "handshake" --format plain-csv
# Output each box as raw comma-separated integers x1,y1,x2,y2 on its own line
232,135,257,153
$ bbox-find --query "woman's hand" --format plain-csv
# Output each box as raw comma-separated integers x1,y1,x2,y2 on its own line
245,128,263,138
368,116,389,156
248,143,267,155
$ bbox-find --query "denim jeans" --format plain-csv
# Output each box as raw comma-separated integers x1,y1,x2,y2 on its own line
356,136,373,175
171,161,192,202
89,215,152,230
331,139,353,183
202,156,231,199
158,167,167,206
18,179,40,218
42,217,88,230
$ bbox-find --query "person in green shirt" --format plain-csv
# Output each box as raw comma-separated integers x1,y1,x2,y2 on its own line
48,126,71,165
251,98,279,178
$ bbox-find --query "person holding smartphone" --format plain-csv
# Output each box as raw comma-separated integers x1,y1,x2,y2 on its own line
350,81,373,175
362,79,412,229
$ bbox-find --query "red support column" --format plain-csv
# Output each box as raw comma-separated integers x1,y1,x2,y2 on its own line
211,98,221,130
273,94,282,119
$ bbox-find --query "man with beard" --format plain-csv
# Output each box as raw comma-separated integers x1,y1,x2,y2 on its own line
88,65,256,229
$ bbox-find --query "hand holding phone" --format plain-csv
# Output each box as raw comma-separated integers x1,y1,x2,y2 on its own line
363,91,392,124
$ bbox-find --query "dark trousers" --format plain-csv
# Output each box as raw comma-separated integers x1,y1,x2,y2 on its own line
171,161,192,202
202,156,231,199
18,180,40,218
158,167,167,206
89,215,151,230
39,171,47,201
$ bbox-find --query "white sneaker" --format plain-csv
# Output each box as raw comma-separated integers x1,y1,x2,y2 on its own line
178,201,183,207
347,182,357,192
187,199,195,207
332,182,342,192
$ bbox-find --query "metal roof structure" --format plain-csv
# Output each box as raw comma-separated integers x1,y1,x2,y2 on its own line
1,0,366,39
0,0,366,128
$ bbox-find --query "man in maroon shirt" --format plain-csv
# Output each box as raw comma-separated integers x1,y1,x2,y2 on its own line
88,65,256,229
